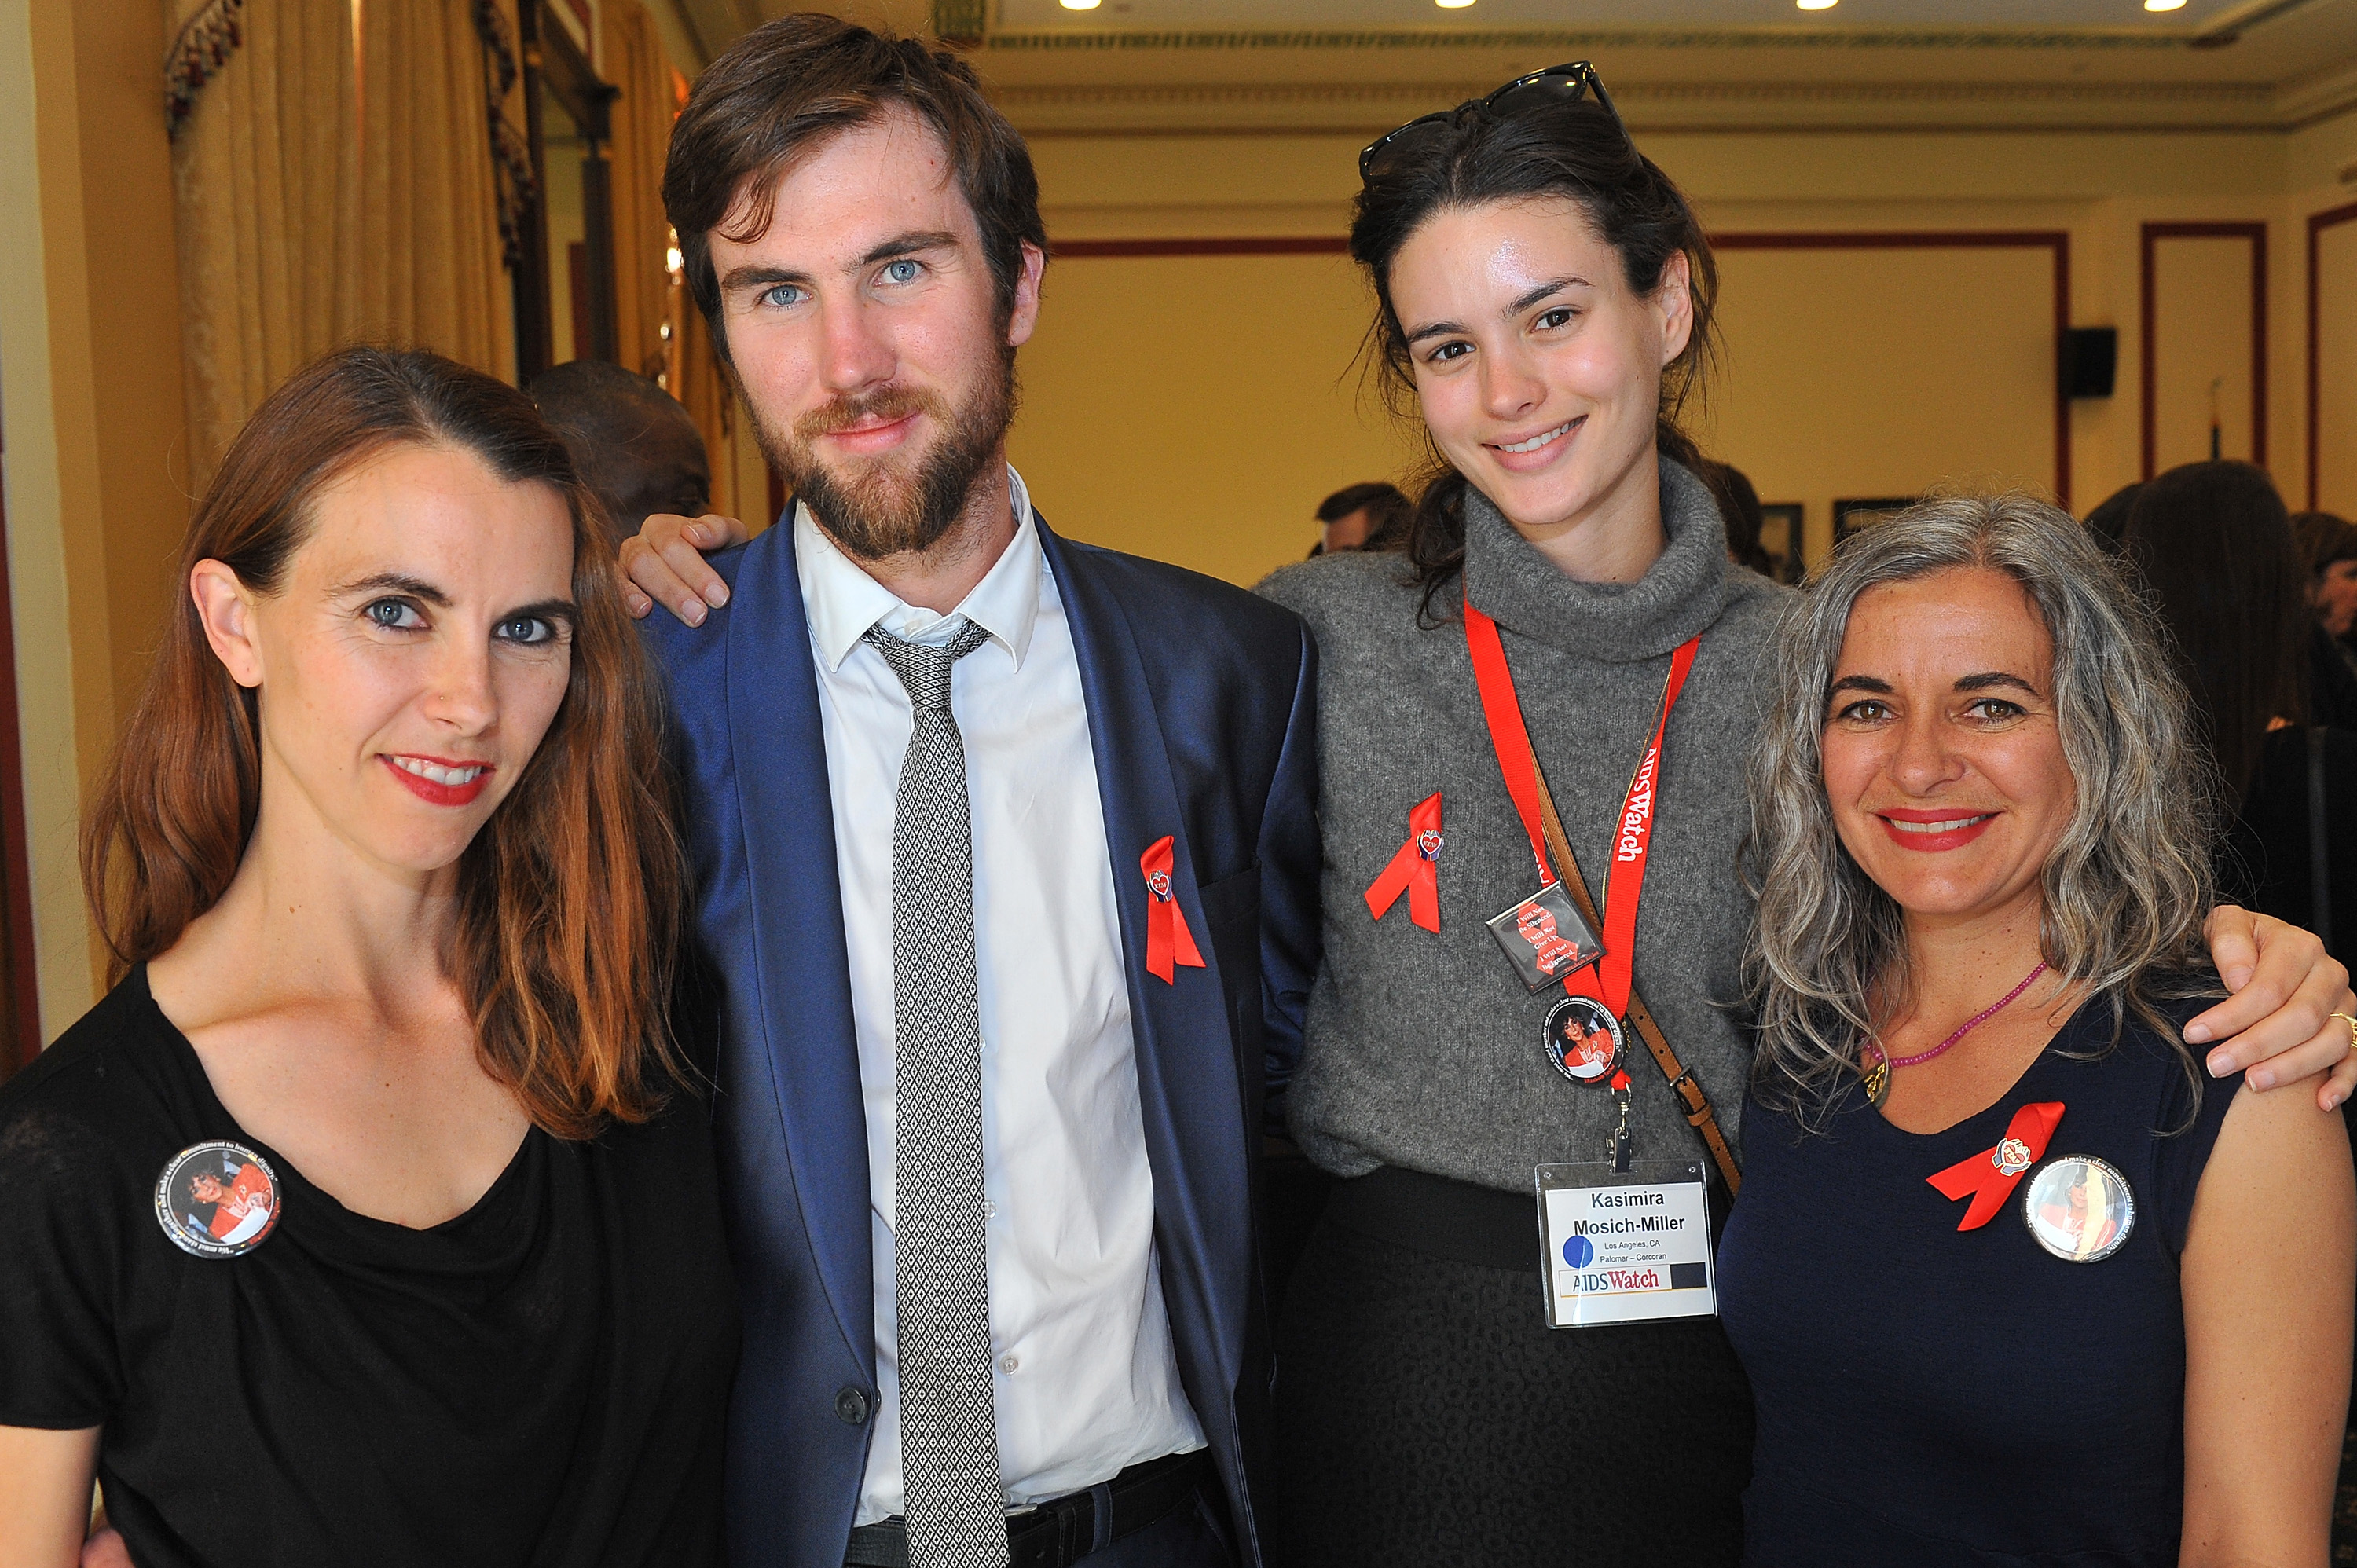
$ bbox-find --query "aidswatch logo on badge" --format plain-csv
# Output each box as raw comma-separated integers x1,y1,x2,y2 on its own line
155,1141,280,1258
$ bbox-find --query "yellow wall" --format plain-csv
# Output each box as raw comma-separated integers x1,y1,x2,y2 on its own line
1012,251,1420,584
1703,245,2058,566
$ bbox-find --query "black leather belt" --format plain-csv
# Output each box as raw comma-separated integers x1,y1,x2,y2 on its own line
843,1449,1213,1568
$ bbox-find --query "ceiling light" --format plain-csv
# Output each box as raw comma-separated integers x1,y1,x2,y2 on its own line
1435,0,1476,8
2143,0,2187,9
1059,0,1100,9
1796,0,1838,9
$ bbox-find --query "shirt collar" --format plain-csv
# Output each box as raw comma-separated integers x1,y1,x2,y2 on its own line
795,465,1044,674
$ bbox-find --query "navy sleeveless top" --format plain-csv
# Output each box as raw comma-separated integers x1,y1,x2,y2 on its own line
1718,993,2238,1566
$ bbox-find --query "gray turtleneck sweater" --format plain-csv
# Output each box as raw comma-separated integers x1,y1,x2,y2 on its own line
1258,460,1789,1192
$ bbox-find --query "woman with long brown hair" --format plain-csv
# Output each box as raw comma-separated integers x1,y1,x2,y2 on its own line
0,347,736,1567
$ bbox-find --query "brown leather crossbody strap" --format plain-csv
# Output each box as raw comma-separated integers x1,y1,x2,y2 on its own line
1527,757,1743,1196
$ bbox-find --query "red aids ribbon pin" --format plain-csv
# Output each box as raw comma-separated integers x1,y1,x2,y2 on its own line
1364,792,1443,933
1141,836,1205,985
1926,1101,2065,1231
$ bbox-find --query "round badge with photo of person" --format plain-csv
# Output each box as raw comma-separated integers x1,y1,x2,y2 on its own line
2021,1154,2135,1263
154,1141,281,1259
1545,995,1625,1087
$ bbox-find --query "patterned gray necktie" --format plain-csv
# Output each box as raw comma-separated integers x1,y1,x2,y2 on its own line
864,621,1008,1568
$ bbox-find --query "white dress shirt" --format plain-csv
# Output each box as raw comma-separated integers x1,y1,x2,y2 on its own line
794,469,1207,1526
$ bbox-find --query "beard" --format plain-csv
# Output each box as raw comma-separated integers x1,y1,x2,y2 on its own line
754,347,1017,562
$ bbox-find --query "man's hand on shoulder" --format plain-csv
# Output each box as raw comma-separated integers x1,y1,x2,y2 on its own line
621,511,753,625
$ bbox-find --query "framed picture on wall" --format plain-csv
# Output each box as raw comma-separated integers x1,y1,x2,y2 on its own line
1833,497,1919,545
1758,504,1805,584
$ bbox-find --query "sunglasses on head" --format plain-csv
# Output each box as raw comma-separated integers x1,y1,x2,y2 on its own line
1358,61,1621,184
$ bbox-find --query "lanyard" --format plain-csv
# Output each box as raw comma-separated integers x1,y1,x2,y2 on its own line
1462,592,1699,1020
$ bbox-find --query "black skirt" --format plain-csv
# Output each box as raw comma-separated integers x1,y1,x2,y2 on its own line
1270,1167,1753,1568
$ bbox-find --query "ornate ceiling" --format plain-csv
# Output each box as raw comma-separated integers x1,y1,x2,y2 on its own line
658,0,2357,134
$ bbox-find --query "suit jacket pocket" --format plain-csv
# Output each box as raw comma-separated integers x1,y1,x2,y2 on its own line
1195,862,1261,938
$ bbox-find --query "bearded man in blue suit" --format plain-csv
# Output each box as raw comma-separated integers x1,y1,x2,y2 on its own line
621,19,1318,1568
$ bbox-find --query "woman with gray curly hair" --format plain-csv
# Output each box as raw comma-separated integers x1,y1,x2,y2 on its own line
1718,493,2354,1566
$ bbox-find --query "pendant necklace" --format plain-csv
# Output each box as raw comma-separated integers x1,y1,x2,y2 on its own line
1862,960,2048,1108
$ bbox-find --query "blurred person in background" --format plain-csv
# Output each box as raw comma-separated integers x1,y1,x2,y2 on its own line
2293,511,2357,643
2130,463,2355,969
2082,482,2143,555
2139,465,2357,1501
1704,460,1776,578
1307,481,1413,557
2289,511,2357,731
529,360,714,549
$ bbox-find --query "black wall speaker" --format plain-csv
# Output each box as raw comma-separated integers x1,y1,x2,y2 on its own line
2060,328,2117,400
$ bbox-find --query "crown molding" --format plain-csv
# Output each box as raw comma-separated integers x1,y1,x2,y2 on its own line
993,76,2293,136
981,28,2199,56
2277,57,2357,126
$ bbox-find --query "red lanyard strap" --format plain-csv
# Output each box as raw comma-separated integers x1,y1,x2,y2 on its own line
1462,593,1699,1019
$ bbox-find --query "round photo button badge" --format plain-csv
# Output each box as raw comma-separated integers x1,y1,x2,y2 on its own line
2021,1153,2135,1263
1545,994,1626,1088
154,1141,280,1259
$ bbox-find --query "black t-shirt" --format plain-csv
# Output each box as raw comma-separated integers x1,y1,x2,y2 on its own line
0,969,739,1567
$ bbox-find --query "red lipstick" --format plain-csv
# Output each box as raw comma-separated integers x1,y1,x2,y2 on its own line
1875,807,1998,852
379,754,493,808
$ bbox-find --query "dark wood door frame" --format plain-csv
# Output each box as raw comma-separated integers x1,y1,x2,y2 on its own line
2308,201,2357,510
0,430,47,1076
2139,221,2268,481
511,3,618,383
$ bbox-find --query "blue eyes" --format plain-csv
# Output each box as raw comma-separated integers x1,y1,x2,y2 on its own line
365,599,426,631
757,259,922,309
498,616,557,646
363,600,561,648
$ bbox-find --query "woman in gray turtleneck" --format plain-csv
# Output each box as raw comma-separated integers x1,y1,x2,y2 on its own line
1257,65,2354,1568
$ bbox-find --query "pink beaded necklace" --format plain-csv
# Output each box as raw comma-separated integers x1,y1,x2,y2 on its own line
1862,961,2048,1101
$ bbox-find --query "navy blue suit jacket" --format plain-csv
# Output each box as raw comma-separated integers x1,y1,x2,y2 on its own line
641,511,1321,1568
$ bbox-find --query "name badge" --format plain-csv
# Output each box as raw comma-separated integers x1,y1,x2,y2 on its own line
1483,883,1604,993
1533,1159,1716,1328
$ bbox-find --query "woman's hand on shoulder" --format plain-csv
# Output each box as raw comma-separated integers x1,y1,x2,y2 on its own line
0,1423,100,1568
2190,906,2355,1110
2180,1069,2353,1566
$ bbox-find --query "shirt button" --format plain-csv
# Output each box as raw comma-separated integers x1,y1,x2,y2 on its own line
984,1200,997,1219
835,1387,871,1425
999,1354,1020,1374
